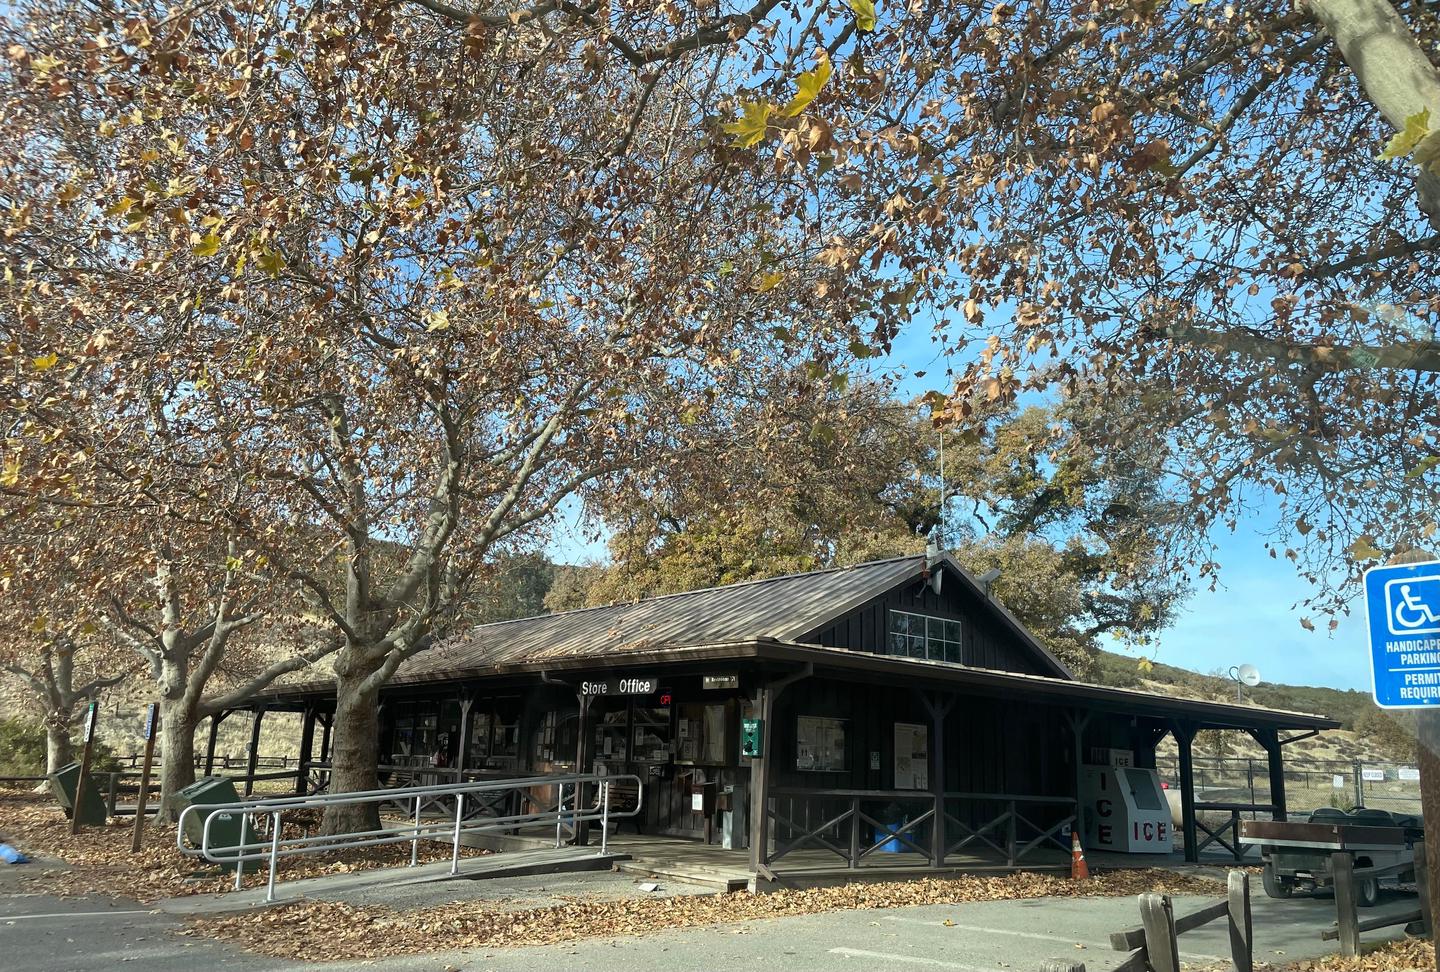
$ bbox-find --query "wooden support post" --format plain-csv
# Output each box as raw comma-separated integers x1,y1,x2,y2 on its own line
1251,727,1288,822
575,692,594,846
204,710,226,776
131,703,159,853
1418,710,1440,954
1138,893,1180,972
1068,709,1092,848
749,684,773,875
1416,840,1433,938
296,705,316,796
1228,870,1253,972
105,772,120,817
1332,852,1360,958
319,711,333,763
244,706,267,797
71,699,100,835
1174,721,1199,863
455,692,475,775
917,690,953,868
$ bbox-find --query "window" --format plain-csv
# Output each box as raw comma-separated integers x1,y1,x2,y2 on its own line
888,611,963,663
796,715,848,772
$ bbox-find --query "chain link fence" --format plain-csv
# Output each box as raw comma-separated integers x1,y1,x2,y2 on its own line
1155,755,1422,817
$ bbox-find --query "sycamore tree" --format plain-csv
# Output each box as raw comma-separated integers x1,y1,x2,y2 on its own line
0,522,128,776
2,0,876,833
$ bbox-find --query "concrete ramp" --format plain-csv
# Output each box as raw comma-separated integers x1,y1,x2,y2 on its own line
159,845,627,916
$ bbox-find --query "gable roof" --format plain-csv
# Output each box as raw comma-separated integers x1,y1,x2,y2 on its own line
401,552,1072,681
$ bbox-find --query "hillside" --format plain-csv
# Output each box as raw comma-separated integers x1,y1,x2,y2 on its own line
1093,648,1413,763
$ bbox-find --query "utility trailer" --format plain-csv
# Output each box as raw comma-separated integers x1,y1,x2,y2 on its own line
1240,808,1422,908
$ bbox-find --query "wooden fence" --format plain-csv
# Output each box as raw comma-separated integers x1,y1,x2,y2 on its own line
1322,841,1431,957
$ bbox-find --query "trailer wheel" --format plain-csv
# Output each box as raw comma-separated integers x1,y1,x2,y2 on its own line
1262,863,1294,899
1357,876,1380,909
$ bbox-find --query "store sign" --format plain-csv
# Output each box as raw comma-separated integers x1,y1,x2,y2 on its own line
580,676,657,696
702,674,739,690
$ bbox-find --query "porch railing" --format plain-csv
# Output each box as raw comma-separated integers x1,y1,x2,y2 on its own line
766,788,1077,870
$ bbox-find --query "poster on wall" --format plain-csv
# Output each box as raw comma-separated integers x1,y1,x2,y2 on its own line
796,716,848,772
894,722,929,790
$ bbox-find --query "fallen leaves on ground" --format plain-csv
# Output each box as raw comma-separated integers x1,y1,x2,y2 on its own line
0,791,489,902
192,867,1224,960
1281,937,1433,971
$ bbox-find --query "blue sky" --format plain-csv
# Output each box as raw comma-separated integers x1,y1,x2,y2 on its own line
544,319,1375,693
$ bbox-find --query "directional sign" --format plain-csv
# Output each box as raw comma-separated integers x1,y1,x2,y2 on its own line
1365,559,1440,707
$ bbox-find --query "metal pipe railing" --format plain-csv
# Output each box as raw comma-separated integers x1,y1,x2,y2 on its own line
177,772,642,902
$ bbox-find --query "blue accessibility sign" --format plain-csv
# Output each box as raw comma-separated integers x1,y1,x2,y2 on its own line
1366,560,1440,707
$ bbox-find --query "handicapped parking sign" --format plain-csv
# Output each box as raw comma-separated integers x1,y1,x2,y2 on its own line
1366,559,1440,707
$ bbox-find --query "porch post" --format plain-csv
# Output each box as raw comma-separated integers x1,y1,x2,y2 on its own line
456,691,475,776
575,691,595,846
1067,708,1092,850
297,705,316,796
748,683,774,874
1174,720,1199,862
244,705,267,796
918,690,953,868
1255,728,1287,821
204,710,227,775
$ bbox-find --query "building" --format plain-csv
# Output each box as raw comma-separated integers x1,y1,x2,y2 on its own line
249,552,1337,881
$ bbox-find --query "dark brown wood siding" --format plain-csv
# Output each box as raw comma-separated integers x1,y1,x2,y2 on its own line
798,567,1055,676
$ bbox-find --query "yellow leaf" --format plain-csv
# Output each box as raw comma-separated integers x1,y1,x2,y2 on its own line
848,0,877,31
753,271,784,292
192,231,221,257
105,196,138,217
0,455,19,487
1348,535,1384,560
1136,657,1154,674
722,100,773,149
255,249,286,276
31,352,58,371
781,58,832,118
1379,108,1431,161
225,554,244,572
426,309,450,332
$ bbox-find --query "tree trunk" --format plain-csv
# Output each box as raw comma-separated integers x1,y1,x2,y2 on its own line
319,663,383,835
44,719,73,773
1418,710,1440,967
156,697,198,823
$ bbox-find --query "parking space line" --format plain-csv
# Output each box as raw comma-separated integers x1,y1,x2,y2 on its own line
877,916,1228,964
0,910,151,922
829,947,993,969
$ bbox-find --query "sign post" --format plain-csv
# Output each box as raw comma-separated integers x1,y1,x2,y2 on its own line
131,703,159,852
70,698,99,835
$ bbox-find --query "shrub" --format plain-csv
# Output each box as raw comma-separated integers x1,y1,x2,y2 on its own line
0,717,46,777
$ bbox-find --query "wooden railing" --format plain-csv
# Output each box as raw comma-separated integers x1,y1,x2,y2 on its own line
1323,843,1430,957
1086,871,1255,972
766,788,1076,871
1193,801,1274,861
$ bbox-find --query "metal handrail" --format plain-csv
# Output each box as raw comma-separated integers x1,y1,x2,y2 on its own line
177,772,642,902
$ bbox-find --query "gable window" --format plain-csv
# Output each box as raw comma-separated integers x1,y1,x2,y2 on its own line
888,611,963,663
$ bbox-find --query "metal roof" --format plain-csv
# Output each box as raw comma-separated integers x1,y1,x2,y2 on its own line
403,554,926,680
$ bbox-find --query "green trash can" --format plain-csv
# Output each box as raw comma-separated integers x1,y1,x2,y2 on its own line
176,776,256,872
47,761,107,826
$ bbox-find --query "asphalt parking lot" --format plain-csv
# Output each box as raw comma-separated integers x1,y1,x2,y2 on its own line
0,862,1418,972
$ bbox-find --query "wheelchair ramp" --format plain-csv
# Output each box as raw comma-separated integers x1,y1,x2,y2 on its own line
159,844,628,917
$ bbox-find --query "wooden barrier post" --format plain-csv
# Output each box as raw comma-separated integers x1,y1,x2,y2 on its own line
1139,893,1180,972
1228,869,1253,972
70,699,99,835
131,704,159,853
1332,851,1360,958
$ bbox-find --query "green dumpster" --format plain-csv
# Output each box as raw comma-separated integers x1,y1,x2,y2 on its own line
176,776,257,872
47,761,107,826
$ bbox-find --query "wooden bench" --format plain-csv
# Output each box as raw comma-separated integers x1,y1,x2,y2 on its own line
602,777,643,834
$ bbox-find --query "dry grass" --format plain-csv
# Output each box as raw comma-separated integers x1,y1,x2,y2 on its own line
0,789,489,903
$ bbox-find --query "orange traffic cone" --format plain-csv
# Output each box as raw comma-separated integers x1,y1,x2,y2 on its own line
1070,830,1090,881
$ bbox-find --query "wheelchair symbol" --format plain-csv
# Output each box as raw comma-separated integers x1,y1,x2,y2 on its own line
1386,576,1440,636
